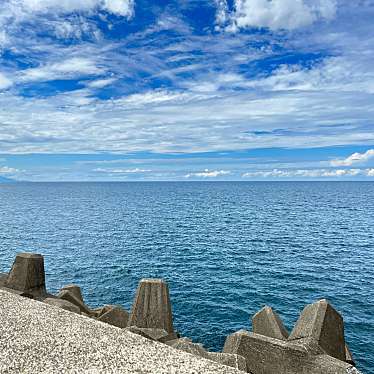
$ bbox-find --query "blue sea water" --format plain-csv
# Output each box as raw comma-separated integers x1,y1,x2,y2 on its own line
0,181,373,372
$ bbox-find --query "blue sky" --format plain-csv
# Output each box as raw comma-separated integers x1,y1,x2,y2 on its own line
0,0,373,181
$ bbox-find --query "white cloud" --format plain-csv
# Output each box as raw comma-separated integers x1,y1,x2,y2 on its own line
118,90,190,107
53,19,101,40
1,82,374,154
215,0,229,29
0,166,20,174
18,0,134,17
94,168,151,173
86,78,116,88
244,55,374,94
0,30,7,48
242,168,374,178
220,0,337,31
0,73,12,90
0,0,134,47
21,57,103,82
330,149,374,166
0,2,373,157
185,169,231,178
103,0,134,17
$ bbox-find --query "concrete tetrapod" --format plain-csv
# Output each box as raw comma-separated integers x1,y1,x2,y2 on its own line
288,299,346,362
98,305,129,328
127,326,179,342
60,284,84,304
128,278,174,333
57,289,92,315
252,306,289,340
5,253,46,297
168,338,246,371
223,330,359,374
345,344,355,366
44,297,81,314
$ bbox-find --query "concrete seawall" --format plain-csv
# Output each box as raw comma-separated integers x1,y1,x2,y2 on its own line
0,253,364,373
0,289,243,373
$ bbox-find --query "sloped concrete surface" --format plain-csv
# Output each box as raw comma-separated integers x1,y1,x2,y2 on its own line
0,290,244,374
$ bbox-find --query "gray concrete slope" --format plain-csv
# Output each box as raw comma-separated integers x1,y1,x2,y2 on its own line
0,290,243,374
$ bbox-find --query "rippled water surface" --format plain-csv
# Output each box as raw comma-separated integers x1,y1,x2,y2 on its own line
0,182,373,372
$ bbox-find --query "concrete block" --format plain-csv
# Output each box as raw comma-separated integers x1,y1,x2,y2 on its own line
165,337,192,346
57,289,91,315
127,327,179,343
0,273,8,287
60,285,84,304
169,337,246,371
128,278,174,333
206,352,247,371
345,344,355,366
126,326,178,342
252,306,288,340
5,253,46,296
0,289,262,374
158,331,180,343
169,338,208,357
44,297,81,314
223,330,355,374
288,299,346,361
91,304,111,318
98,305,129,328
312,354,362,374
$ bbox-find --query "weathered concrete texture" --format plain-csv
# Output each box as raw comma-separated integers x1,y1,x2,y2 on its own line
223,330,359,374
206,352,247,372
4,253,46,296
126,326,178,343
92,304,112,317
168,338,246,371
60,284,84,304
252,306,289,340
169,338,208,357
158,331,179,343
57,289,91,315
127,326,169,341
165,337,192,346
0,272,8,286
289,299,346,361
313,355,362,374
0,289,244,374
128,278,174,333
346,344,356,366
97,305,129,328
44,297,81,314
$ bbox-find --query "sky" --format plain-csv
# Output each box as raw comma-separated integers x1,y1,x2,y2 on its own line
0,0,374,181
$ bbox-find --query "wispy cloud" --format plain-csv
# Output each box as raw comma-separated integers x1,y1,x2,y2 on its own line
0,72,12,90
185,169,231,178
242,168,374,179
86,78,116,88
0,0,134,51
94,168,151,173
1,0,374,181
0,166,20,174
20,57,104,83
330,149,374,167
16,0,134,16
1,0,134,25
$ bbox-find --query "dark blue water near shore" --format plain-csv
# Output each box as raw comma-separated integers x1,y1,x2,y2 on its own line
0,182,373,372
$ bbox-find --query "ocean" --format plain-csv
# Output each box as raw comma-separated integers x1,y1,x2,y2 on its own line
0,182,373,372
